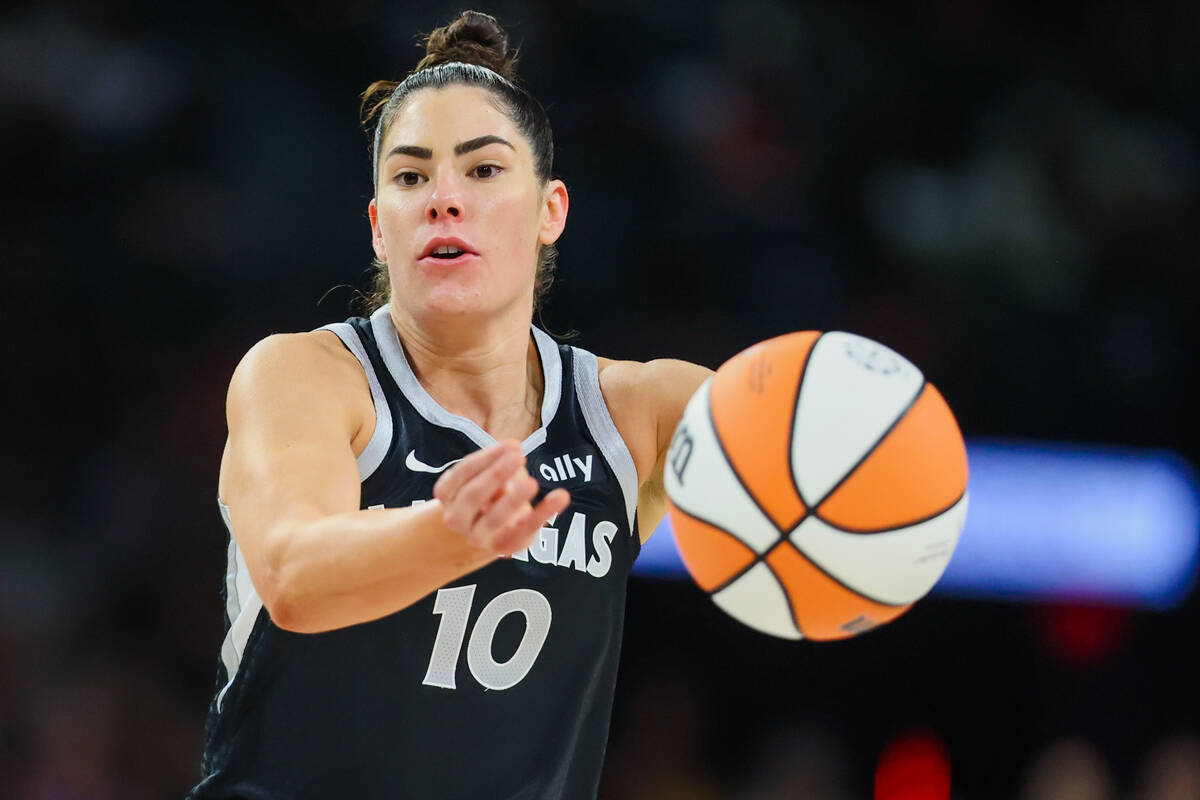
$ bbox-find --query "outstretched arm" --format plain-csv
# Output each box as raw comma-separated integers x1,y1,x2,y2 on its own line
220,332,568,634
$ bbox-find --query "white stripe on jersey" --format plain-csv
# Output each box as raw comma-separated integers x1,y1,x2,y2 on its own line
215,500,264,713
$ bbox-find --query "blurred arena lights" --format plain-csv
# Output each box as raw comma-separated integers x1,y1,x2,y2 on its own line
638,439,1200,610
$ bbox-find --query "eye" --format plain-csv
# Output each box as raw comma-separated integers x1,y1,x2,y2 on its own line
394,170,425,187
472,164,502,179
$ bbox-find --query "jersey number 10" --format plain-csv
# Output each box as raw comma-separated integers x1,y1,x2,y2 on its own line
422,585,552,691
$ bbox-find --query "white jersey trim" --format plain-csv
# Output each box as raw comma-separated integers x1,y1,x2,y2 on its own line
571,348,639,535
368,304,562,456
317,322,392,481
215,500,265,713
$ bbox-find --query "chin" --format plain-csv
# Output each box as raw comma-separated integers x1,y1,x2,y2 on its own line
395,269,532,323
415,286,504,320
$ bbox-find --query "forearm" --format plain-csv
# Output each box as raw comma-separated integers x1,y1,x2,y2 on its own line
264,500,496,633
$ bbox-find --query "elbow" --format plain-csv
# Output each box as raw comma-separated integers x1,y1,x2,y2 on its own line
269,605,320,634
258,565,303,633
263,584,308,633
262,572,326,634
256,526,320,634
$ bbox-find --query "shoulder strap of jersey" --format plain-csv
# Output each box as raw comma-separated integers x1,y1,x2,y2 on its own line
316,322,393,482
569,347,640,533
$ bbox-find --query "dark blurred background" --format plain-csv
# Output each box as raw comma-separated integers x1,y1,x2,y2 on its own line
2,1,1197,797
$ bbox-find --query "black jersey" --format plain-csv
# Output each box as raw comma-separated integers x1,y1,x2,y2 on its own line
189,306,641,800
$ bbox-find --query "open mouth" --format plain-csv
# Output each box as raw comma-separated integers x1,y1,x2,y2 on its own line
419,239,479,265
420,248,477,266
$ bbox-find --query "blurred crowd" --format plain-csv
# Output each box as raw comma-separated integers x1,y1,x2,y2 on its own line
1,0,1196,796
603,720,1200,800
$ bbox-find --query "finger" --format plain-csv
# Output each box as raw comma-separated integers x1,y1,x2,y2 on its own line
444,449,526,531
434,440,520,504
493,489,571,555
533,488,571,522
474,474,539,534
441,448,519,532
433,440,516,504
492,507,545,556
458,449,527,513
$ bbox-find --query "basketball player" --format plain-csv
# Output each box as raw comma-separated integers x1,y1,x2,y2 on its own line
188,11,712,799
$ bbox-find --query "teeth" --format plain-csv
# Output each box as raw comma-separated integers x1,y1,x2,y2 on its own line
433,245,464,256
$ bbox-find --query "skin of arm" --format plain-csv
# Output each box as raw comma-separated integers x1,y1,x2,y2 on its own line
597,358,715,541
220,329,701,632
219,332,564,634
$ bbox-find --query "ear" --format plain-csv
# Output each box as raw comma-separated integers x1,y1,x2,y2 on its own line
538,179,569,246
368,198,387,262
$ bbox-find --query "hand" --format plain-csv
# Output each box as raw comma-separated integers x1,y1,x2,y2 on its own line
433,440,570,556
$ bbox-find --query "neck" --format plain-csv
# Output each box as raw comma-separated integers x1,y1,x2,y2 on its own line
389,306,543,442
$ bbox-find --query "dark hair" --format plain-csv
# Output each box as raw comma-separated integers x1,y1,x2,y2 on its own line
358,11,558,313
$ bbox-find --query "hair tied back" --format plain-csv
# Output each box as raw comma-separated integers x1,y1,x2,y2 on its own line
417,11,519,81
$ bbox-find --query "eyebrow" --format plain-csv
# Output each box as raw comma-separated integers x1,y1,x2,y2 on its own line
386,135,515,161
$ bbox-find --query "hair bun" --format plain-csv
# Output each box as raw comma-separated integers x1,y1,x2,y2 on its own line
416,11,518,81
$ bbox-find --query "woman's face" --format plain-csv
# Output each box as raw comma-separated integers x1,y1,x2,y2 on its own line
369,84,567,324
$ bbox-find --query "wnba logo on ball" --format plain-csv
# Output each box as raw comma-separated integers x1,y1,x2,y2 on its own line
667,424,695,486
842,339,910,377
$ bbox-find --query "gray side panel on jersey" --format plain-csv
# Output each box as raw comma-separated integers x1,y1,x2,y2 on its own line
215,500,265,712
368,304,562,456
571,348,639,534
317,322,392,481
219,511,240,678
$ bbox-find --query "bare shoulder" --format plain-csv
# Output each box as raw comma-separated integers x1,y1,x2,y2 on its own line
595,357,713,486
230,330,368,410
595,358,658,484
596,357,713,419
223,330,375,476
596,357,710,391
595,357,712,541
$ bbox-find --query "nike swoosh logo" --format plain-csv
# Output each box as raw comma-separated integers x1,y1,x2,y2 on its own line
405,450,463,474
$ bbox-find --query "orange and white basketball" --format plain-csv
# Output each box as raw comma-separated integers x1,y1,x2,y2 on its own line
663,331,968,640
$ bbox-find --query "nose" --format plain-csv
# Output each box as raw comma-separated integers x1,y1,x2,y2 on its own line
426,173,463,222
